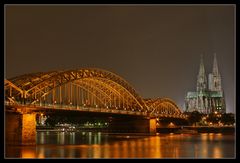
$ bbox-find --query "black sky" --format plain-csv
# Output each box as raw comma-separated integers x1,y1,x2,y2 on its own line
5,5,235,113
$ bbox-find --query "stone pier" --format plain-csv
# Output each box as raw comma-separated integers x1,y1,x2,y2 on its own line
149,118,157,133
108,116,156,133
5,111,36,145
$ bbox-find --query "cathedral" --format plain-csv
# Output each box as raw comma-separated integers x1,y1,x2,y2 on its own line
185,54,226,114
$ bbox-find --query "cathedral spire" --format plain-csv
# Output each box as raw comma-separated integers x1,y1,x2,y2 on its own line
197,54,207,92
208,53,222,91
198,54,205,77
212,53,219,75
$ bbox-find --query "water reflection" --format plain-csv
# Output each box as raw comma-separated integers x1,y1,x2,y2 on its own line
5,132,235,158
21,148,36,158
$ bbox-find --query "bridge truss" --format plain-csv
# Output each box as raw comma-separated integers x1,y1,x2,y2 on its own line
5,68,186,118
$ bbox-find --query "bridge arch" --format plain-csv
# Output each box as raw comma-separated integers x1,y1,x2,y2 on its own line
145,98,182,117
5,68,148,112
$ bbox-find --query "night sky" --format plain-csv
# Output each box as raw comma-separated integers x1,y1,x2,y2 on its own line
5,5,235,113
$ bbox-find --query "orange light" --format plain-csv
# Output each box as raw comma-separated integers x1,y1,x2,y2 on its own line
22,149,36,158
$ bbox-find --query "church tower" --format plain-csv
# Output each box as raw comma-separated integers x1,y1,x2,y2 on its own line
185,53,226,114
197,55,207,92
208,53,222,91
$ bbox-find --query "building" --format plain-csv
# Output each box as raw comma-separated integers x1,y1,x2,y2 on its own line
185,54,226,114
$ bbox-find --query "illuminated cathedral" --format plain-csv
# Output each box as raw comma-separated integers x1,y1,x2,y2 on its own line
185,54,226,114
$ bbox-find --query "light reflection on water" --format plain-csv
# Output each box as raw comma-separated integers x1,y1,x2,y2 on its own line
5,131,235,158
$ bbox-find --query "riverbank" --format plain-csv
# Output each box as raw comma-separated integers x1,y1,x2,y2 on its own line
184,126,235,133
37,126,235,134
157,126,235,134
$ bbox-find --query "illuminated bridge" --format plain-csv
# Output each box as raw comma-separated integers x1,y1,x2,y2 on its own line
5,68,186,145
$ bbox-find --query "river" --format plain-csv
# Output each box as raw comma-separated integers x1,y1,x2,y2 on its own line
5,131,235,159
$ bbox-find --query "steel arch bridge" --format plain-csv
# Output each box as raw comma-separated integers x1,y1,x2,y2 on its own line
5,68,185,119
145,98,183,118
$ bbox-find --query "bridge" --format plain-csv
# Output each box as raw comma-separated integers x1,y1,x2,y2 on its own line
5,68,186,145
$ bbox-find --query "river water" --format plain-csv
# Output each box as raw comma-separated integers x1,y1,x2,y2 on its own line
5,131,235,159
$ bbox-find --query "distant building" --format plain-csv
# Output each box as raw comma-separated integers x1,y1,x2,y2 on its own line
185,54,226,114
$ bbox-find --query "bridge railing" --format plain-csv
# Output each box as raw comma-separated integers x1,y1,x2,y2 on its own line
5,102,146,116
5,102,186,118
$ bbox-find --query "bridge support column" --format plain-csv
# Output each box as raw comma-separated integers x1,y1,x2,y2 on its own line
149,118,157,134
107,116,157,133
149,118,156,134
6,111,36,145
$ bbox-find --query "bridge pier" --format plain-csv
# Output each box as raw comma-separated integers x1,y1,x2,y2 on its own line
6,111,36,145
149,118,157,133
108,116,156,134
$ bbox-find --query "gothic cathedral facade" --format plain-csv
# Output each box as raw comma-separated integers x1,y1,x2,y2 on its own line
185,54,226,114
